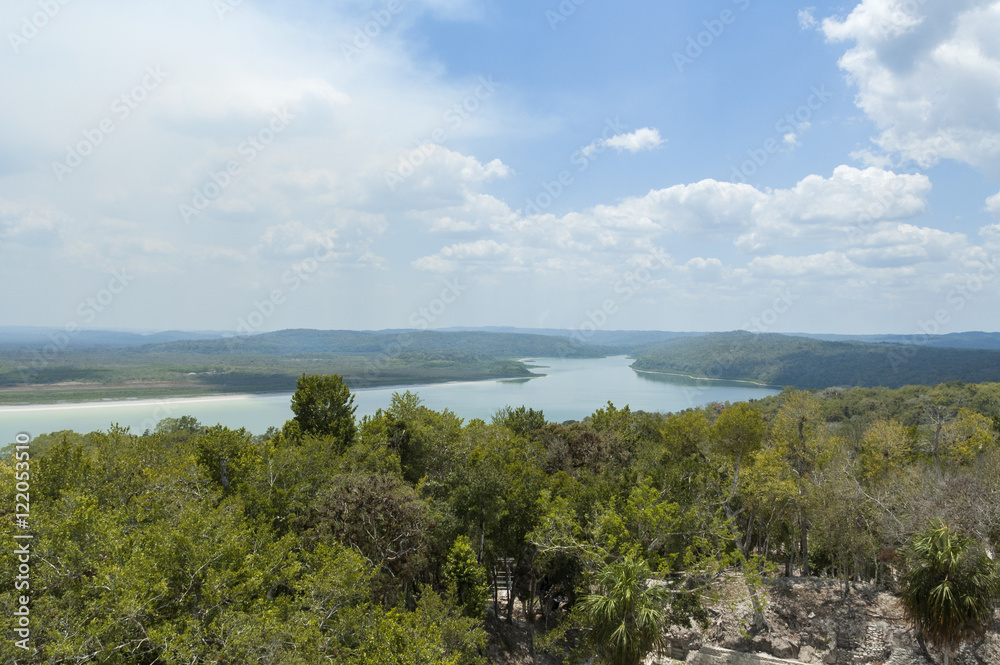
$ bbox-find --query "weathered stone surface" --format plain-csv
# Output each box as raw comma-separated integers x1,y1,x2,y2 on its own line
669,625,704,661
794,645,824,664
490,577,997,664
685,645,811,665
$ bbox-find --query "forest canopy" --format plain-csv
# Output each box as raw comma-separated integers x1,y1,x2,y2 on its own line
2,377,1000,663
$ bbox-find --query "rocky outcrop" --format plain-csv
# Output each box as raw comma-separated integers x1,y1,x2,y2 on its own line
487,576,999,665
674,576,999,665
684,645,812,665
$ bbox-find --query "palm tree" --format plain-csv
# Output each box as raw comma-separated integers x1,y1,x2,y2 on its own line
899,521,1000,665
576,556,669,665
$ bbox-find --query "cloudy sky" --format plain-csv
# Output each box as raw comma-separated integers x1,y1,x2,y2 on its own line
2,0,999,335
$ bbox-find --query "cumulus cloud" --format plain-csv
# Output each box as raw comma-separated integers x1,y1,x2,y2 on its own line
255,221,340,260
821,0,1000,171
583,128,665,157
413,166,938,282
412,239,515,272
605,128,665,153
749,251,859,279
845,223,968,267
740,165,931,250
987,190,1000,215
0,198,66,247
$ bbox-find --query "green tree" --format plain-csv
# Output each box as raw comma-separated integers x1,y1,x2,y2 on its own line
154,415,204,435
899,521,1000,665
443,535,489,619
858,418,911,485
493,404,547,437
575,555,668,665
194,425,259,493
306,473,429,600
289,373,358,447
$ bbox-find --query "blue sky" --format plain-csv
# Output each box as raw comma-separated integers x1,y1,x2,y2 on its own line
1,0,999,335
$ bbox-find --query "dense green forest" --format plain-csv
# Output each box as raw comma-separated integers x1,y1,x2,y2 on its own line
0,330,607,404
631,331,1000,389
3,376,1000,663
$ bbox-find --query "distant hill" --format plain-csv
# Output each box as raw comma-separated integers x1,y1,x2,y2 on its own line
0,329,612,403
630,331,1000,389
0,327,225,349
794,331,1000,350
432,327,704,349
143,329,609,358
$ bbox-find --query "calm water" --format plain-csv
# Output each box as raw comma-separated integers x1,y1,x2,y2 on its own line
0,356,779,445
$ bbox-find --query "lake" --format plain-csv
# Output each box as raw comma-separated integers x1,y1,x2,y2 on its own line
0,356,779,445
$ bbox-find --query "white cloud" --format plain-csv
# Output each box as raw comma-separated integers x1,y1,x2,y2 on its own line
412,239,514,272
583,128,665,157
749,251,859,279
682,257,725,281
605,128,665,153
822,0,1000,170
798,8,818,30
0,198,66,247
986,190,1000,215
256,221,339,260
413,166,937,284
845,223,968,267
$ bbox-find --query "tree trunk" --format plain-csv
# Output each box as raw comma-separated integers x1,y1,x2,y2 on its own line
505,560,515,623
799,511,809,577
723,511,767,632
492,567,499,615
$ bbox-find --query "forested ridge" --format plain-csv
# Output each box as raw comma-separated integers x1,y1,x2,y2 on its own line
0,330,607,404
631,331,1000,389
3,376,1000,663
7,327,1000,405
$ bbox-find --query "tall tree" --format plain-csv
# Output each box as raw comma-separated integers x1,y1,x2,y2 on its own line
443,535,489,619
289,373,358,448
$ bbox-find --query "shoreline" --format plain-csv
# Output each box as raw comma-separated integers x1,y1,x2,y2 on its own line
0,373,549,412
630,366,779,388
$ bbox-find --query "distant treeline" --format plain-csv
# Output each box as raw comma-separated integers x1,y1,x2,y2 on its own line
0,330,608,402
631,331,1000,389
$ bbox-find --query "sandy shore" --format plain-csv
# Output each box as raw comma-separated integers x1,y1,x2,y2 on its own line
0,392,283,413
